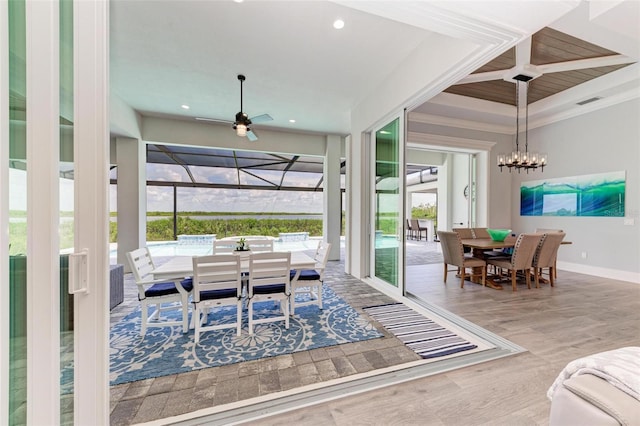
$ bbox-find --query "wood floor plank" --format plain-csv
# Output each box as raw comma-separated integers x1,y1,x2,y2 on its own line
249,261,639,425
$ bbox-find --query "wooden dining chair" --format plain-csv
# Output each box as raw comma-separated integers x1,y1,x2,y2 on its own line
438,231,486,288
126,247,193,336
247,251,291,334
532,232,566,288
191,254,243,343
487,233,543,291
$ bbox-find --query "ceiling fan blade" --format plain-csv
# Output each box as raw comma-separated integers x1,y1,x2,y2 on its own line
246,129,259,142
195,117,233,124
249,113,273,124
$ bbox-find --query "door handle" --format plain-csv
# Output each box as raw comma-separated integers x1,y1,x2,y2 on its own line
68,249,90,294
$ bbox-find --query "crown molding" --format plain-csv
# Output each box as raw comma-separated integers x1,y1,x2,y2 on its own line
407,132,496,153
408,111,512,135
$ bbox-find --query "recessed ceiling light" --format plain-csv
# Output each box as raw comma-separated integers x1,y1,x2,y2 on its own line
333,19,345,30
181,104,190,110
289,119,296,123
233,0,243,3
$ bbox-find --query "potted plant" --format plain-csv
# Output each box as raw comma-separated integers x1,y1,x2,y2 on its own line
236,237,248,251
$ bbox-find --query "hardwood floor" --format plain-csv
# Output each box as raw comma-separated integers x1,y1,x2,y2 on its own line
245,264,640,426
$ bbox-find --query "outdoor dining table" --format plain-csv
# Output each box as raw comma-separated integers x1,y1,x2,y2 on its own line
151,250,317,281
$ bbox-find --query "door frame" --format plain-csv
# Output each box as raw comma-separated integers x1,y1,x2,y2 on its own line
368,111,406,297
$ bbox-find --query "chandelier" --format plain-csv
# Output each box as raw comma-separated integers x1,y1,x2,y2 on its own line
497,80,547,172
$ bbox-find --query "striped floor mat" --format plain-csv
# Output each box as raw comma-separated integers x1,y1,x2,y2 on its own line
363,303,478,359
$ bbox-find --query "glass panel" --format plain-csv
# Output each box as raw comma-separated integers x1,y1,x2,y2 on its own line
147,186,175,241
238,169,281,187
374,118,400,287
146,163,191,182
9,0,27,423
280,171,322,188
188,165,237,185
60,0,74,422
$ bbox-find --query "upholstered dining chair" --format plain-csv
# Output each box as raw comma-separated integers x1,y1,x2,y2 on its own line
191,254,243,343
534,228,564,280
472,227,491,239
452,227,474,255
487,233,543,291
247,251,291,334
126,247,193,336
438,231,486,288
532,232,566,288
290,242,332,315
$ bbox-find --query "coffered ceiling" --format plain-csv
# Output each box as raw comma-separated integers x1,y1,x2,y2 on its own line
443,27,634,106
109,1,639,141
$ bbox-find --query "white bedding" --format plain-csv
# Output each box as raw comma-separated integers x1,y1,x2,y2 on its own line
547,346,640,401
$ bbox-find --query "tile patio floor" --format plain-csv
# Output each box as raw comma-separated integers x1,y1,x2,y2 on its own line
110,241,443,425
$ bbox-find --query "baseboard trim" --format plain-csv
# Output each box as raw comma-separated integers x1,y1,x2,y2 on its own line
557,261,640,284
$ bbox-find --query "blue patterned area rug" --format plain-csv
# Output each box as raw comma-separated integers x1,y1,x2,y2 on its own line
106,286,382,386
363,303,478,359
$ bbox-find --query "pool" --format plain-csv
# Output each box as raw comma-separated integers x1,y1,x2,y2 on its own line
110,237,326,261
109,235,399,262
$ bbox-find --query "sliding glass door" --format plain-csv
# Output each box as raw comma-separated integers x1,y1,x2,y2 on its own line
2,1,109,424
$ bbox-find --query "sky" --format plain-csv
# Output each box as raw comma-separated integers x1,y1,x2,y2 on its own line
11,166,433,214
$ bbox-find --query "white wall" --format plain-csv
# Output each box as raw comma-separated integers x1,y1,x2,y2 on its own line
511,98,639,282
142,115,327,157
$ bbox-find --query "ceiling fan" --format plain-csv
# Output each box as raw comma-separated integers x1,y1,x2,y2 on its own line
196,74,273,142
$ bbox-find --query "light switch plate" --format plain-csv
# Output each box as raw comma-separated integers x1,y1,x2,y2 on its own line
623,218,635,226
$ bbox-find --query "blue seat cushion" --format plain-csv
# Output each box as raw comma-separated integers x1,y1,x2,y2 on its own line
144,278,193,298
200,288,238,300
289,269,321,281
252,283,286,295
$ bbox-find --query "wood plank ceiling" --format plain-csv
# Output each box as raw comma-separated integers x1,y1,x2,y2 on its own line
444,27,633,105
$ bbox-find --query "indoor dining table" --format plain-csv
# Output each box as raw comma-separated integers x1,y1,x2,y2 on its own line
460,237,571,289
151,250,317,282
460,238,515,289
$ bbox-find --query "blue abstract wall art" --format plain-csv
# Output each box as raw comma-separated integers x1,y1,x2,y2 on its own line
520,171,625,217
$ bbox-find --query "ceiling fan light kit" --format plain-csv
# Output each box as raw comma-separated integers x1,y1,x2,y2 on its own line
230,74,273,142
497,80,547,173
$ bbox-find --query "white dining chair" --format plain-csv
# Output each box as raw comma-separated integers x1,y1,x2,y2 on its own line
126,247,193,336
247,251,291,334
213,239,237,254
246,239,274,253
191,254,243,343
290,242,331,315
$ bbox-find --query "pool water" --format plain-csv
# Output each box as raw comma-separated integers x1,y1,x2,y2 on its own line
110,238,326,260
109,235,399,262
